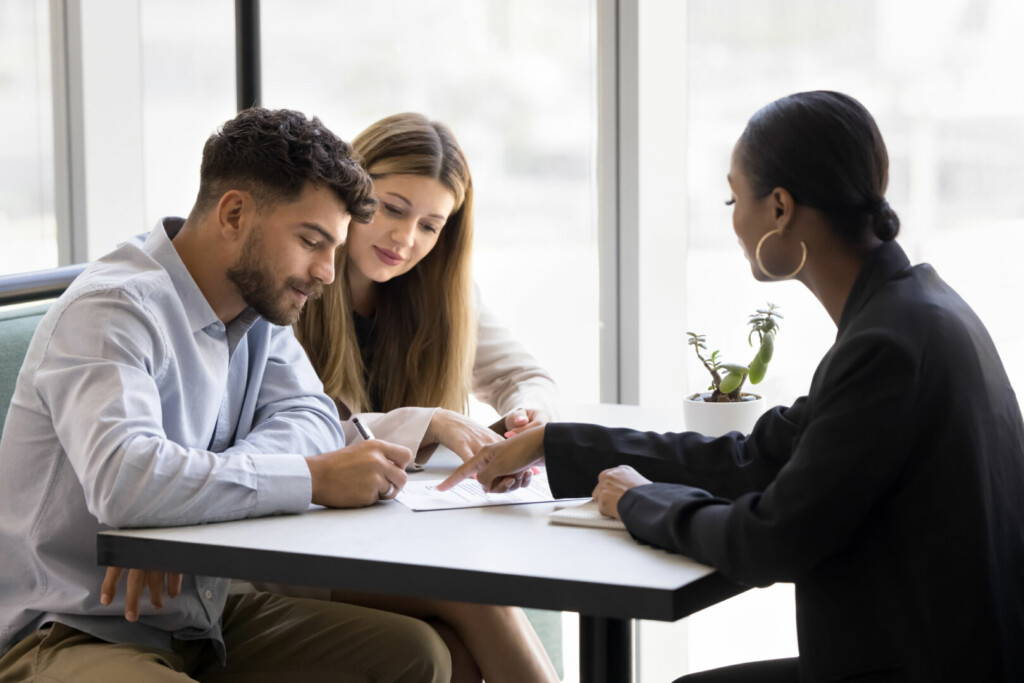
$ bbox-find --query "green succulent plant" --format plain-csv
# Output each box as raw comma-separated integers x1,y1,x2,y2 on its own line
686,303,782,402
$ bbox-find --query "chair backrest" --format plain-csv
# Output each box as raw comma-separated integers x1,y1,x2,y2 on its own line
0,265,83,439
0,304,50,438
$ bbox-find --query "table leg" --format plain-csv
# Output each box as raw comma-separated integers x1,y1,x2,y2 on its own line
580,615,632,683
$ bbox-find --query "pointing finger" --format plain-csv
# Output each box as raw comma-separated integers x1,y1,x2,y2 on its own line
437,452,488,491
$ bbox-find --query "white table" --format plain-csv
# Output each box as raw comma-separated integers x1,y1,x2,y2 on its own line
97,403,745,683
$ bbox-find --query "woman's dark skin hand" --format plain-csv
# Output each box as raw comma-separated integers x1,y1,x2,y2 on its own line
438,425,546,492
592,466,652,520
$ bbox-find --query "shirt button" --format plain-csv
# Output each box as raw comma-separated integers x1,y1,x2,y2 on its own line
204,590,214,600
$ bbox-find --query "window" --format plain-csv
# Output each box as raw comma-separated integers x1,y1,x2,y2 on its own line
139,0,235,224
0,0,56,275
683,0,1024,673
262,0,600,404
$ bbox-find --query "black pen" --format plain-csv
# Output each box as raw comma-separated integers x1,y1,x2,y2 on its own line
351,416,375,441
352,416,423,472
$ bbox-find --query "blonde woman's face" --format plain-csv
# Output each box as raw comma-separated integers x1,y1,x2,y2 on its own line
347,174,456,284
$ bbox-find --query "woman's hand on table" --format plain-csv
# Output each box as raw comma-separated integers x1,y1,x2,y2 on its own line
99,566,183,622
500,408,552,437
592,466,652,520
425,409,503,463
438,425,546,493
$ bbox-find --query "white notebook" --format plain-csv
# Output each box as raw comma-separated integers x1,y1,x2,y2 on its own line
548,499,627,531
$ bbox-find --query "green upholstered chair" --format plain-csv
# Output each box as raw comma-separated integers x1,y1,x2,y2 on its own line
1,264,84,436
0,303,49,439
526,608,564,676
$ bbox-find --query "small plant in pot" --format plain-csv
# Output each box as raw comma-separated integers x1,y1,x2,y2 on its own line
683,304,782,436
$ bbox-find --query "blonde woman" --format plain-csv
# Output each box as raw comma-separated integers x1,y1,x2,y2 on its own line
297,112,557,462
292,113,559,682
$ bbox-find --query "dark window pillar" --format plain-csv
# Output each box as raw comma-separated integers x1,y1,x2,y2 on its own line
235,0,260,111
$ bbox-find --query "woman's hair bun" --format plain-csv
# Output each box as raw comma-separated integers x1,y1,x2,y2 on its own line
739,92,901,245
870,198,900,241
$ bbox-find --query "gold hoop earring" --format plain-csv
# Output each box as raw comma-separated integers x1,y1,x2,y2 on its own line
755,229,807,280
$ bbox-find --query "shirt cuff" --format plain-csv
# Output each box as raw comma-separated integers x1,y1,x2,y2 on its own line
251,453,313,515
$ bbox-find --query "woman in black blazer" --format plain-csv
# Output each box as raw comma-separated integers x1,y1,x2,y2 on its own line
441,91,1024,682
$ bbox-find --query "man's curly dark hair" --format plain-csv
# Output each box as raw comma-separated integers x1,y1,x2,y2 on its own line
191,108,376,223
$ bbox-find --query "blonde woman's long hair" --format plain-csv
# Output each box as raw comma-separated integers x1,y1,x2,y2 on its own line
296,113,475,415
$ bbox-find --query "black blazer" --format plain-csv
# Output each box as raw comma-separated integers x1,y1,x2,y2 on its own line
545,241,1024,682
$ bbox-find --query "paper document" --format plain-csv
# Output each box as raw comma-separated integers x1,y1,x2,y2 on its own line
548,499,627,531
396,469,564,511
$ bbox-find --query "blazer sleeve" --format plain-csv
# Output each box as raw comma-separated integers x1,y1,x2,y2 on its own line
544,396,808,500
614,332,919,587
471,292,559,419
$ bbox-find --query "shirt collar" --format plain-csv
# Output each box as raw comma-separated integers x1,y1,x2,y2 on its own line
837,239,913,334
142,217,254,336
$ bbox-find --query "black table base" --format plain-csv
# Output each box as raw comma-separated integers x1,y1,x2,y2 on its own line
581,615,632,682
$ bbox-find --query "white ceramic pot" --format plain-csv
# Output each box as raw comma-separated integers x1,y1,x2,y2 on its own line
683,392,766,437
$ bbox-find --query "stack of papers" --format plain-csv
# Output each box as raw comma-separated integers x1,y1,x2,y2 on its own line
393,470,626,533
396,470,561,511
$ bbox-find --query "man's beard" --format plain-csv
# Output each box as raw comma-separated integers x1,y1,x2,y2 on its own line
226,227,322,325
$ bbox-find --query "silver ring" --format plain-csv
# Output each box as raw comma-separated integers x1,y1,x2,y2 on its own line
380,483,396,500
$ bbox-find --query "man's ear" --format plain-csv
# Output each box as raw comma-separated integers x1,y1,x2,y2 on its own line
215,190,253,243
770,187,797,233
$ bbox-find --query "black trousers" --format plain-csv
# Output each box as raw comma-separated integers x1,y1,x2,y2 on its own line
674,658,800,683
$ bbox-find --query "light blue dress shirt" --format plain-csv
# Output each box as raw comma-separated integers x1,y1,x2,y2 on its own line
0,218,344,659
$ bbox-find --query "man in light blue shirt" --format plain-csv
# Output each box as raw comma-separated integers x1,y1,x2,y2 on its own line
0,108,450,682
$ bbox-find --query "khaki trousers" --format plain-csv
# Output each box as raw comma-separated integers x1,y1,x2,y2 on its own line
0,591,451,683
